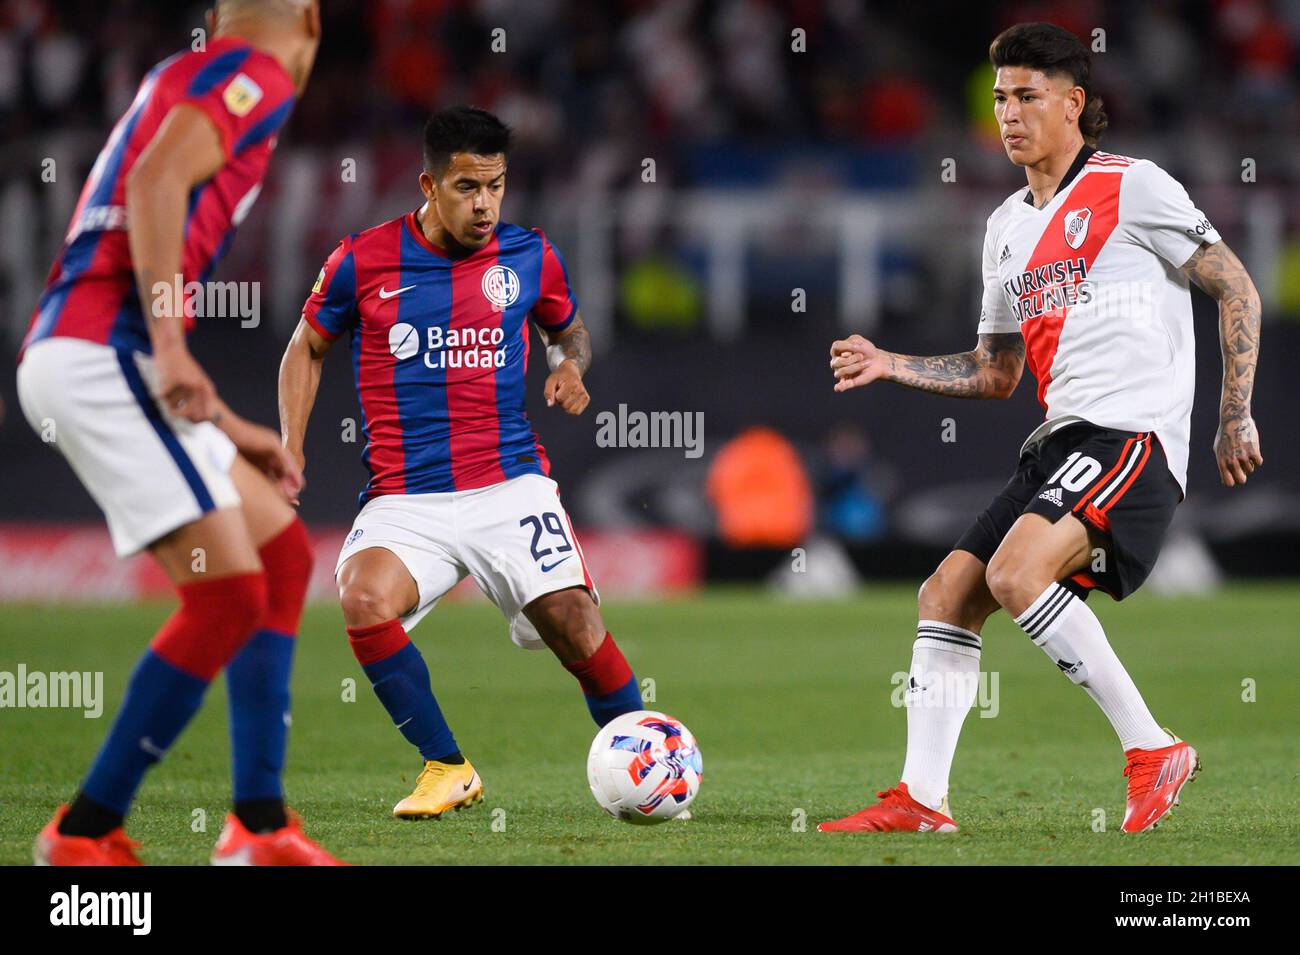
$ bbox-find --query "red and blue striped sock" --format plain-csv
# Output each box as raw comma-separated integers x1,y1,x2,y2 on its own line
348,618,459,761
68,573,266,830
225,520,312,829
564,633,643,726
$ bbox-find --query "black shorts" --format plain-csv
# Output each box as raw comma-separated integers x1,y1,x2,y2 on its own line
954,422,1182,600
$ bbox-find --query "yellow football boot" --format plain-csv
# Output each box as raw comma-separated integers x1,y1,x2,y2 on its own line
392,759,483,820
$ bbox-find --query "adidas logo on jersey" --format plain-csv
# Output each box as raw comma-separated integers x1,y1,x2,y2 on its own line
1038,487,1063,507
999,243,1013,264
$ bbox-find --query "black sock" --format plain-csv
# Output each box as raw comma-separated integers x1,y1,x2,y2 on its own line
59,793,125,839
433,751,465,765
234,798,288,834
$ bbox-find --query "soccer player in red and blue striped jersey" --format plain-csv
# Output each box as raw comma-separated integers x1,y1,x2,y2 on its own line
21,0,340,865
25,12,296,360
280,107,646,819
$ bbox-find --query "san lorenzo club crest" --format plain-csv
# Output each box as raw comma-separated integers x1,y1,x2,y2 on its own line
481,265,520,310
1064,207,1092,250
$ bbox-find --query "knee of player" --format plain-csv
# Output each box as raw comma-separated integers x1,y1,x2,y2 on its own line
210,572,270,638
276,520,316,583
918,572,992,632
531,589,603,652
984,559,1035,615
338,581,397,627
917,571,955,620
261,522,315,623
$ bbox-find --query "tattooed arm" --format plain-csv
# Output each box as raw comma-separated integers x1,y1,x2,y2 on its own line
1180,241,1264,486
538,311,592,415
829,332,1025,400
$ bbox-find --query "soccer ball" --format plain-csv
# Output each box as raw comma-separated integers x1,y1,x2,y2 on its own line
587,710,702,824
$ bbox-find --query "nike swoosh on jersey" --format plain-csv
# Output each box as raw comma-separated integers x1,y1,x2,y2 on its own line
378,284,417,299
539,556,572,573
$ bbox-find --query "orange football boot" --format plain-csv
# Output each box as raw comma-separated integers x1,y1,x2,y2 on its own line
818,783,958,833
1121,732,1200,833
34,805,143,866
210,811,347,865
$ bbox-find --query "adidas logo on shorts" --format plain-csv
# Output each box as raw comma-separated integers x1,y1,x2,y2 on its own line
1038,487,1064,507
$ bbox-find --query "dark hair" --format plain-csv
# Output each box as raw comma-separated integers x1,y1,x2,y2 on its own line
989,22,1107,146
422,106,511,175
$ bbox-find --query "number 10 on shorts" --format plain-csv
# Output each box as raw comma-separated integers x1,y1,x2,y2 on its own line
1046,451,1103,491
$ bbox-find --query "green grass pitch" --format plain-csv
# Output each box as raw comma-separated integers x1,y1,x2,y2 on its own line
2,585,1297,865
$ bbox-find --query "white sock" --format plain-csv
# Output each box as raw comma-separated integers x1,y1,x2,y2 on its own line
899,620,982,810
1015,583,1172,751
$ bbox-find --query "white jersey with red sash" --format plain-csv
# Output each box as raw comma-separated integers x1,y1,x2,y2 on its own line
978,147,1221,493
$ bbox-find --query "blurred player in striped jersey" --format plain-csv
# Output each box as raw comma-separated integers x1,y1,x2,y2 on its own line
279,106,648,820
823,22,1263,835
19,1,341,864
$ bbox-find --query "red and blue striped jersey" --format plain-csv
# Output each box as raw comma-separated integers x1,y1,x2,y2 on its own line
21,36,295,358
302,212,580,502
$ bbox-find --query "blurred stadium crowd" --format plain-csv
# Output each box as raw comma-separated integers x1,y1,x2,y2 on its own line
1,0,1297,592
4,1,1298,338
5,1,1298,176
7,1,1300,157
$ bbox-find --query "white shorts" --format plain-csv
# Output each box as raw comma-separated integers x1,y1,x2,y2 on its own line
335,474,598,650
16,337,240,557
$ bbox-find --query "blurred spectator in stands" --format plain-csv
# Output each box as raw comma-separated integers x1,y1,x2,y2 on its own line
706,426,813,548
814,424,896,543
859,69,932,144
1217,0,1297,131
620,252,703,334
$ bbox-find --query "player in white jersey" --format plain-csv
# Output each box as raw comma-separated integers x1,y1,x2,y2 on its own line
820,22,1263,835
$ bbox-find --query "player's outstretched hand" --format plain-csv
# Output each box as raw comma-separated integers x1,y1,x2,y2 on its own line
156,345,218,422
544,361,590,415
1214,415,1263,487
830,334,888,392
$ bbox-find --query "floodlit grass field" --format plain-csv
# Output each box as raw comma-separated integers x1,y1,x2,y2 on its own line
1,585,1297,865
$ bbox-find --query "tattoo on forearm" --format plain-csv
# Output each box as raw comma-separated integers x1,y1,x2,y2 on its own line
888,333,1025,399
1181,242,1261,424
546,314,592,375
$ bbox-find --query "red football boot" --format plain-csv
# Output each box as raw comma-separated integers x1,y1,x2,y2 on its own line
818,783,958,833
1121,733,1200,833
34,805,143,866
211,811,347,866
